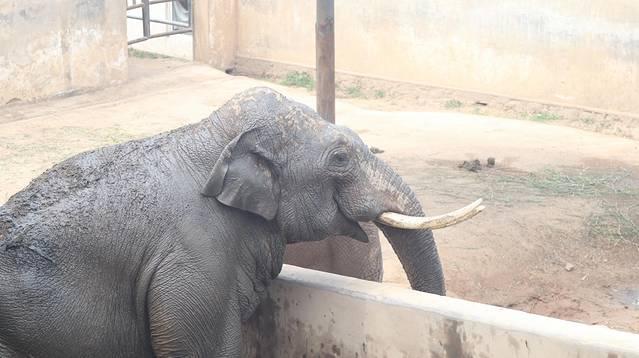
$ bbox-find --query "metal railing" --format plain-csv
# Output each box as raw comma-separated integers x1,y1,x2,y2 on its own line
126,0,192,45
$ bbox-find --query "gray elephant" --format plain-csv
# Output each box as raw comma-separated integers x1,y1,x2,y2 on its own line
0,87,481,357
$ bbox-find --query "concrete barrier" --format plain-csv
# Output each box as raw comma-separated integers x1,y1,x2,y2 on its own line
0,0,128,105
243,265,639,357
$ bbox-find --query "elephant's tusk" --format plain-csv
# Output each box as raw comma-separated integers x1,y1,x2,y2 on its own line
376,198,485,230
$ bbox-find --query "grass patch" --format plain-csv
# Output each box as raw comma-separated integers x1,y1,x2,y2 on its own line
344,82,365,98
527,112,562,122
501,168,636,198
587,202,639,245
494,168,639,244
374,89,386,99
128,48,170,59
281,71,314,91
444,99,463,109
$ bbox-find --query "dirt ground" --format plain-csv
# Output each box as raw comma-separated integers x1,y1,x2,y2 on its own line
1,56,638,333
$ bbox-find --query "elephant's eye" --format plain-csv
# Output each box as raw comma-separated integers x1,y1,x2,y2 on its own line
329,150,350,169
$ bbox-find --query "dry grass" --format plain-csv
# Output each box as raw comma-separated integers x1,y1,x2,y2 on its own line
487,168,639,245
587,201,639,246
522,168,635,197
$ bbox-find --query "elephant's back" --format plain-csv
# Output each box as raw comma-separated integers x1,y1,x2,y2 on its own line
2,134,171,216
0,133,182,357
0,133,174,292
1,132,177,240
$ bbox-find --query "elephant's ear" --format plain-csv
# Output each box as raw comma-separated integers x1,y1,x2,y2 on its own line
201,129,280,221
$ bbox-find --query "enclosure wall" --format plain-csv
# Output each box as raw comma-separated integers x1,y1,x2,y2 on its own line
0,0,128,105
242,265,639,357
234,0,639,114
193,0,237,69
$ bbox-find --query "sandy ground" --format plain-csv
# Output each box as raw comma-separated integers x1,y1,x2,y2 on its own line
1,57,638,333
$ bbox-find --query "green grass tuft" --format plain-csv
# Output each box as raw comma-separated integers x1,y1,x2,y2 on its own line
444,99,463,109
344,83,365,98
128,48,170,59
281,71,315,91
528,112,562,122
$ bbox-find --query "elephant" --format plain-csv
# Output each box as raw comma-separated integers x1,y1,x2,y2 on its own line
0,87,482,357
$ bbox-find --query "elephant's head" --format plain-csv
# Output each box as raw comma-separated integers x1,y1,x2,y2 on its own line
202,87,483,295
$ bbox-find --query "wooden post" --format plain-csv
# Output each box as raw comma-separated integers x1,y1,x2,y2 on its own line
142,0,151,38
316,0,335,123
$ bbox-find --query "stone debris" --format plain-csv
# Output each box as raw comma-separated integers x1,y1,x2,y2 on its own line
565,263,575,272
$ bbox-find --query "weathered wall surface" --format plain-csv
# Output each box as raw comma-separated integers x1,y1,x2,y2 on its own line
234,0,639,114
242,265,639,358
193,0,236,69
0,0,127,105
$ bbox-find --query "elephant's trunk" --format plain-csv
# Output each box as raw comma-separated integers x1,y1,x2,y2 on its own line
354,157,481,295
374,173,446,295
377,223,445,295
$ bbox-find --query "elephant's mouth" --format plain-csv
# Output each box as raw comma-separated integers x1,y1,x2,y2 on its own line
334,201,369,243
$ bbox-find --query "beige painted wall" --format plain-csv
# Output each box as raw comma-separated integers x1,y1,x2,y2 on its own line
234,0,639,114
0,0,127,105
242,265,639,357
193,0,237,69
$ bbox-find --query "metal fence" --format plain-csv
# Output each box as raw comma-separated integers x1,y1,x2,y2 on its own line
126,0,192,45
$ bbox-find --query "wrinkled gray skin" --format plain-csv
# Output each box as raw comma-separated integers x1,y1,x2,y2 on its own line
0,87,444,357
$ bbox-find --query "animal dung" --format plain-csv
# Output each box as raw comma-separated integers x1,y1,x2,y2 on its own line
458,159,482,172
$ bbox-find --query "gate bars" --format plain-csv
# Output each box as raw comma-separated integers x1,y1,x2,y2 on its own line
127,0,192,45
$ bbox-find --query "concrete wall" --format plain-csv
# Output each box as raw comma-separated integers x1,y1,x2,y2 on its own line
193,0,237,70
242,265,639,358
0,0,127,105
232,0,639,115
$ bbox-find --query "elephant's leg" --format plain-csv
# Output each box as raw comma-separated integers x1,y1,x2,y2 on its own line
148,261,241,357
283,222,383,281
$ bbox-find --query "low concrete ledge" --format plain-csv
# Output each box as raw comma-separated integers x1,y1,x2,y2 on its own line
242,265,639,357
